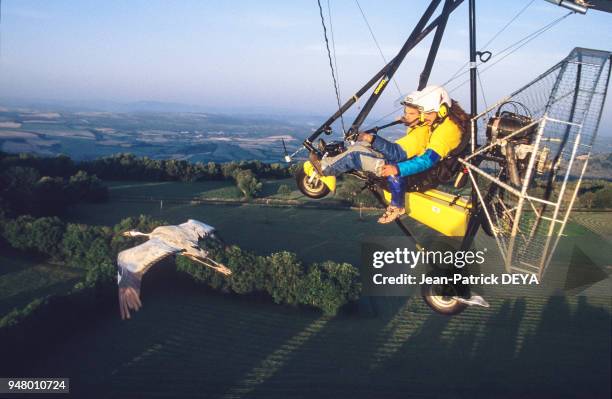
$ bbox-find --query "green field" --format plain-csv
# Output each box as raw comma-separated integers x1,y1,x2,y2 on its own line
3,181,611,397
71,181,612,267
0,250,83,319
67,181,424,266
570,211,612,238
13,272,612,398
105,178,336,201
105,180,240,199
67,202,402,266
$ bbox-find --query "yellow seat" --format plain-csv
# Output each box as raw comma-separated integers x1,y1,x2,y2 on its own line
383,188,471,236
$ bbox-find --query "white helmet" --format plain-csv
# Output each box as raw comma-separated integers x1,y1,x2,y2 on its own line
401,85,451,114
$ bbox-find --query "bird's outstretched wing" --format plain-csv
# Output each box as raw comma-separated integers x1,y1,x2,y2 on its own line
117,238,179,320
179,219,216,240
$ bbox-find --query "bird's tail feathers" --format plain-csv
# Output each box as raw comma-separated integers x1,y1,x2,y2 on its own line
119,286,142,320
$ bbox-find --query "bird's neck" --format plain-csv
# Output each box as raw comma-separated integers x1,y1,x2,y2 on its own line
131,231,149,237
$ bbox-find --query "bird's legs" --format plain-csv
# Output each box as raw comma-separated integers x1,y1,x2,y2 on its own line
182,248,232,276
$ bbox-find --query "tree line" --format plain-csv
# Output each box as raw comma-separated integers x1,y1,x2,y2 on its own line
575,180,612,209
176,244,360,317
0,166,107,217
0,213,361,329
530,179,612,210
79,153,296,182
0,152,301,205
76,153,298,199
0,152,295,181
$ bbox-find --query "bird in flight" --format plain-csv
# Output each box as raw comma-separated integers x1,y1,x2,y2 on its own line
117,219,231,319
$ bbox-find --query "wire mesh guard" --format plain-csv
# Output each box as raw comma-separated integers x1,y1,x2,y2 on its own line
462,48,611,279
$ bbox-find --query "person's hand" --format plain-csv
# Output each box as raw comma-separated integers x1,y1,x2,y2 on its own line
381,164,399,177
357,132,374,143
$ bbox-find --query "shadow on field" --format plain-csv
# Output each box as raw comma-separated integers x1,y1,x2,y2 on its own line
0,245,47,277
0,279,81,316
1,265,610,399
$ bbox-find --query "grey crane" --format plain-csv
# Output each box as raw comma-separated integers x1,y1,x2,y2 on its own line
117,219,231,319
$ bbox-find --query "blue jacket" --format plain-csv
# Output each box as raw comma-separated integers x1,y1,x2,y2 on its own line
396,149,440,177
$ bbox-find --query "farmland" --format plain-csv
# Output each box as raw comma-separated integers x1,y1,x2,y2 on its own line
65,180,432,266
0,108,317,163
0,249,83,319
5,268,611,398
1,180,610,398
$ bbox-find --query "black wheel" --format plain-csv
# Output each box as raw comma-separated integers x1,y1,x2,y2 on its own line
482,185,513,237
477,164,516,237
296,167,331,199
481,210,496,237
421,281,468,316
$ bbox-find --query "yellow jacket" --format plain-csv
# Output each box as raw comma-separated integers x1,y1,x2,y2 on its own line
395,117,462,159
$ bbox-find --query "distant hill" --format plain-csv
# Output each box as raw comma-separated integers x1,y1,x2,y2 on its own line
0,97,331,120
0,105,309,162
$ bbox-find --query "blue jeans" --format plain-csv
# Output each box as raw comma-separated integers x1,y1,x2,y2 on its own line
320,136,408,175
373,137,410,208
387,175,406,208
319,136,408,208
371,136,408,163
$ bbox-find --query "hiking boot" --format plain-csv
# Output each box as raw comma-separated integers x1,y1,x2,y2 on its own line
377,206,405,224
309,151,324,175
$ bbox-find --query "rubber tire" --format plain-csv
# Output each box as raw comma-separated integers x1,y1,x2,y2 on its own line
481,215,495,237
481,171,511,237
481,194,510,237
421,281,468,316
296,167,331,199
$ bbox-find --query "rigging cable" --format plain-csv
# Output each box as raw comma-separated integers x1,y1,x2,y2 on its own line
326,0,346,134
443,0,536,86
476,69,489,115
448,11,573,92
327,0,341,100
372,0,539,128
0,0,2,60
366,7,573,129
354,0,403,98
317,0,346,135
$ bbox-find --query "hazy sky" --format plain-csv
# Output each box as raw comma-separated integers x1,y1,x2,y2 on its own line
0,0,611,128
